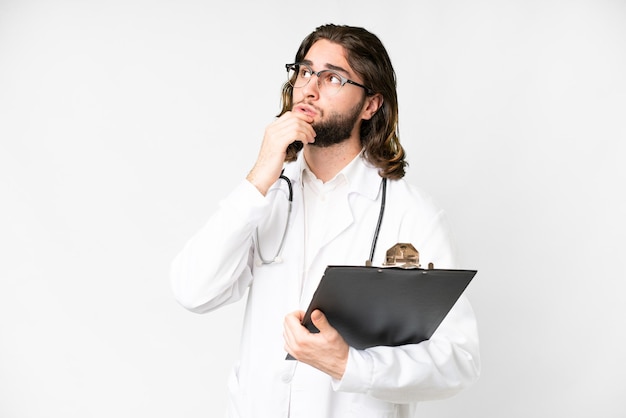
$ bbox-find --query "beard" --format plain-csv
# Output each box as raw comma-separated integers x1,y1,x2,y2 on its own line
310,99,365,148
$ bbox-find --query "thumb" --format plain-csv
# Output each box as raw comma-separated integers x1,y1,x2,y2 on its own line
311,309,330,331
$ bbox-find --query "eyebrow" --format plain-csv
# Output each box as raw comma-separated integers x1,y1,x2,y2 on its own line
301,59,351,77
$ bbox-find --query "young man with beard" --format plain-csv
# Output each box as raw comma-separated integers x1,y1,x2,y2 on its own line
171,24,480,418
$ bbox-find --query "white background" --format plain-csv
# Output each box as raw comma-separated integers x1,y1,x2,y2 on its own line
1,0,625,417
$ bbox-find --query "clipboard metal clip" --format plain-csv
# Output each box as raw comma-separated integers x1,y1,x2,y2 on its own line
383,243,421,269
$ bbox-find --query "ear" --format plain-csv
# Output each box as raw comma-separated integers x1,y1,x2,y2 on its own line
361,93,383,121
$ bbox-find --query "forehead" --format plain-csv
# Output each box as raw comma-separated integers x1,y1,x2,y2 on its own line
303,39,353,74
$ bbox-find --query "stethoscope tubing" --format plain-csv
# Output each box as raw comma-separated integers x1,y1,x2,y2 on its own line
255,173,387,266
255,173,293,265
368,177,387,266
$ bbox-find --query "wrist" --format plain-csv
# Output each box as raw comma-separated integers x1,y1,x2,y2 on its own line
246,165,280,196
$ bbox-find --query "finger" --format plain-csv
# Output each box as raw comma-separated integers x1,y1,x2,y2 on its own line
283,322,295,350
269,121,314,147
283,311,305,339
287,109,314,124
282,328,293,348
279,112,316,142
287,121,316,144
285,310,305,323
283,313,306,354
294,310,305,321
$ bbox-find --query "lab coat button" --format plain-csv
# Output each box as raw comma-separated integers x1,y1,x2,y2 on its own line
281,373,292,383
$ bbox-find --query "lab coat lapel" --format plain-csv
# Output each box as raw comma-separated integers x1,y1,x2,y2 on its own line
319,191,353,250
312,153,383,258
282,152,382,261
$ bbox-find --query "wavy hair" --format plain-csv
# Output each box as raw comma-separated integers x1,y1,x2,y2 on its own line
279,24,407,179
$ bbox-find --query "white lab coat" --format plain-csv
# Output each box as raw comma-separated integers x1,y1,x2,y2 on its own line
171,153,480,418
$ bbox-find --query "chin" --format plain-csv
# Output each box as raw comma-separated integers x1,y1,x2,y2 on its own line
309,137,348,148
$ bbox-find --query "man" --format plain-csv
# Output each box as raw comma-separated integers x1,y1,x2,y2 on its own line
171,24,480,417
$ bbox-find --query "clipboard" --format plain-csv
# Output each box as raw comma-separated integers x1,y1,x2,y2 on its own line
292,265,476,356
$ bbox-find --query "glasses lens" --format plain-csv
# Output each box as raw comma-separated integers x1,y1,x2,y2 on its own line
285,64,345,95
287,65,307,88
318,71,343,95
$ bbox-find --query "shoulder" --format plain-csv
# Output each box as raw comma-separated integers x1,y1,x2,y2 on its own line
385,178,457,268
386,177,442,216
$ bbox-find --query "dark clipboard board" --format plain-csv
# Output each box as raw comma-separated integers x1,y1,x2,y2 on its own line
286,265,476,359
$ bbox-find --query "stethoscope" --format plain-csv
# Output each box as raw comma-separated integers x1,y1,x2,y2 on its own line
255,172,387,266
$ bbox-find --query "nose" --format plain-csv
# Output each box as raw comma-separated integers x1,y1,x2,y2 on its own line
300,74,320,100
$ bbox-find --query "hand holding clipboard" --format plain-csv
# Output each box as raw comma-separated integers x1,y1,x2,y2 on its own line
286,244,477,359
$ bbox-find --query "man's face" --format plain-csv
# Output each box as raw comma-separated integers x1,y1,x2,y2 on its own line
291,39,369,147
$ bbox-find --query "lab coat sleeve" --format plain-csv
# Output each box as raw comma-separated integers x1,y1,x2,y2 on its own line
170,179,268,314
332,295,479,403
333,205,480,402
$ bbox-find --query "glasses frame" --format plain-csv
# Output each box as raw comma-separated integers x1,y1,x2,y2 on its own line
285,63,374,96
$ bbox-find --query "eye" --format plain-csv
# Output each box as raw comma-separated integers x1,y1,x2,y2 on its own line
299,67,313,79
326,72,343,85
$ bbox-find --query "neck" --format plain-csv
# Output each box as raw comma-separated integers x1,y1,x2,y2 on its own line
303,137,362,183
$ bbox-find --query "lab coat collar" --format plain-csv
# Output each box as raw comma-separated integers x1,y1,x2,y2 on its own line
282,150,383,202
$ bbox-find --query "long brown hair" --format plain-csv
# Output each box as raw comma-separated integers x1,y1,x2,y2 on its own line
279,24,407,179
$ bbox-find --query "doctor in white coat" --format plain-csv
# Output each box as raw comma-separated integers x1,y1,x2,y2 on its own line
171,24,480,418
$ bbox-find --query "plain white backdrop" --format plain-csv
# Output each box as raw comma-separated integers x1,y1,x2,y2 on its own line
1,0,625,417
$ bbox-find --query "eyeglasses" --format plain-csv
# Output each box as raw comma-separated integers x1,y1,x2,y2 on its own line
285,63,374,96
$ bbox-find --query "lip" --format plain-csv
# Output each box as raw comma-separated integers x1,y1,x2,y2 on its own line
294,103,318,117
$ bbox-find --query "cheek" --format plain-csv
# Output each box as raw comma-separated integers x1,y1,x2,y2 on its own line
291,89,305,106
